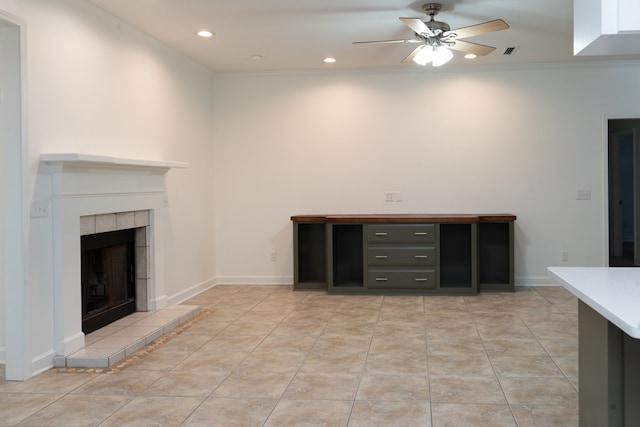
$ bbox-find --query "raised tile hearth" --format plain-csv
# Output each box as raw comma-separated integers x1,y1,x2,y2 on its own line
53,305,201,369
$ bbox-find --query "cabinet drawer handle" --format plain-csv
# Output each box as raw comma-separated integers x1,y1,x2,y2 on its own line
375,255,388,259
415,278,428,282
414,232,428,236
375,232,388,236
375,278,388,282
414,255,428,259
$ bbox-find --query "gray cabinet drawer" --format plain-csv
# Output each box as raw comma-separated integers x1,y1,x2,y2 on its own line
367,247,436,266
367,224,436,243
368,269,436,289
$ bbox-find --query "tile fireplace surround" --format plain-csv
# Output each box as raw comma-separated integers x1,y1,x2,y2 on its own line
41,154,187,362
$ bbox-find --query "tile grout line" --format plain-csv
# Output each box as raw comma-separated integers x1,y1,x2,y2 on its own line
258,293,338,427
473,292,524,425
344,295,384,427
181,291,279,427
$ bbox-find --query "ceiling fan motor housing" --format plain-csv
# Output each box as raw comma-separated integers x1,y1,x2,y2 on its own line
422,3,442,16
426,20,450,34
422,3,450,35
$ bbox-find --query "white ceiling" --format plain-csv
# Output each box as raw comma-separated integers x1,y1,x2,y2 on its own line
87,0,638,73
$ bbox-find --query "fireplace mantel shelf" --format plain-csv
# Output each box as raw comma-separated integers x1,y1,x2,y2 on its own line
41,153,188,171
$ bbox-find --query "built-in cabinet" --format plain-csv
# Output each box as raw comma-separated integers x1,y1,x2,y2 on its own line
292,214,516,295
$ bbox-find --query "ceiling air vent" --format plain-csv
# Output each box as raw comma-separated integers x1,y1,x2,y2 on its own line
503,46,519,56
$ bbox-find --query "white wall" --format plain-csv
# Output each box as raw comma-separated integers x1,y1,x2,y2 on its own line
212,62,640,286
0,0,216,378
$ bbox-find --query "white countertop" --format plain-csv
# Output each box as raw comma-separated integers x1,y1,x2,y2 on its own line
548,267,640,339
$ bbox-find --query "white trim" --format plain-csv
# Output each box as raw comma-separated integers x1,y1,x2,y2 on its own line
31,349,56,377
41,153,188,171
214,57,640,79
149,294,168,311
166,276,217,305
214,275,543,287
214,276,294,286
0,10,30,381
516,275,556,286
56,332,85,359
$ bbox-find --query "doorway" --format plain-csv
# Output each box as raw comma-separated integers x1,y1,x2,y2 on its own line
608,119,640,266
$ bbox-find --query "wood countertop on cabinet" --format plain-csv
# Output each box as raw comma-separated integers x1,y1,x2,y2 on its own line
290,214,516,223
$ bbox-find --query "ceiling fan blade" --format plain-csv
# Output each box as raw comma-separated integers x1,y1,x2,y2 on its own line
399,17,434,37
446,19,509,39
449,39,496,56
353,39,422,45
401,45,425,64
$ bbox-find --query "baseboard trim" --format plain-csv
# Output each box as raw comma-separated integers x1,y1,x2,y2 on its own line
167,277,217,305
214,276,293,286
31,349,55,377
516,275,557,286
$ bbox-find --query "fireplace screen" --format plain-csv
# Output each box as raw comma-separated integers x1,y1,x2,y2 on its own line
81,229,136,334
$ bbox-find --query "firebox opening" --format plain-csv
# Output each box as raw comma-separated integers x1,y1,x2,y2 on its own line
81,228,136,334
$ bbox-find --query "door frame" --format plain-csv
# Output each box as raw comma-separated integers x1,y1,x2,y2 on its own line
606,117,640,267
1,9,29,380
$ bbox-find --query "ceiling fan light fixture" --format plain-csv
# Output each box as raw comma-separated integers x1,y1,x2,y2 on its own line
413,45,434,66
432,45,453,67
464,53,477,59
354,4,508,68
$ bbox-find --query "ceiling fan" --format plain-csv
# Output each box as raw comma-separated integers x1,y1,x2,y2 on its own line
353,3,509,67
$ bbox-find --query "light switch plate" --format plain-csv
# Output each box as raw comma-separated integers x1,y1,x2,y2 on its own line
576,189,591,200
30,200,49,218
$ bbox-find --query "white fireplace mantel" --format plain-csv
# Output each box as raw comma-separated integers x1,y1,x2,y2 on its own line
41,153,188,171
41,153,188,359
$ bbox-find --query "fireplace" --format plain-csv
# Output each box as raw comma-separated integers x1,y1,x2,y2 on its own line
41,153,187,363
81,229,136,334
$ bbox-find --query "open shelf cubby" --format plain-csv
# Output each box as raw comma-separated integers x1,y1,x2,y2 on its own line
478,222,513,291
294,223,327,290
439,223,475,289
331,224,364,288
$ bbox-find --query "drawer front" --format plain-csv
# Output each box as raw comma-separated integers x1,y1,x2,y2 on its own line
367,224,436,244
368,247,436,266
368,269,436,289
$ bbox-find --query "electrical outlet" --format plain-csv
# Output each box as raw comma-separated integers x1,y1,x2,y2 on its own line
30,200,49,218
562,251,569,262
270,251,277,262
384,192,395,202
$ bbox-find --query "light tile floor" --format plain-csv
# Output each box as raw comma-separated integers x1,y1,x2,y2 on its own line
0,285,579,426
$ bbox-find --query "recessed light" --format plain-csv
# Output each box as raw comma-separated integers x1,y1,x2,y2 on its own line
464,53,477,59
197,30,214,38
323,57,337,64
250,54,264,61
